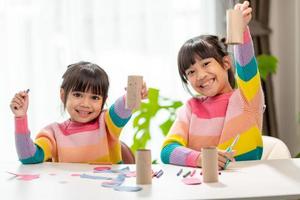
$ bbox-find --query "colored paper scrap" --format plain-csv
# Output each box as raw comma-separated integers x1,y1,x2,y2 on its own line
182,177,202,185
18,174,40,181
7,171,40,181
70,173,81,176
124,171,136,177
93,166,111,171
101,181,122,188
94,166,130,174
101,173,126,188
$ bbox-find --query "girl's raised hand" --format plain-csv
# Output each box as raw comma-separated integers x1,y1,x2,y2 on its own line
10,90,29,117
234,1,252,30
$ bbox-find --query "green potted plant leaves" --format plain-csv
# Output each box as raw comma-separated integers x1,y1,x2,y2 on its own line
130,88,182,154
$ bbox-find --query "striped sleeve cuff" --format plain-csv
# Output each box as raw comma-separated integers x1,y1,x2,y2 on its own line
15,115,29,134
108,95,132,128
234,26,254,67
185,150,201,167
160,143,181,164
243,26,251,44
169,146,191,166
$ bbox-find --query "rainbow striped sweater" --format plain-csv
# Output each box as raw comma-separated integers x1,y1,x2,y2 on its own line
14,96,132,164
161,27,264,167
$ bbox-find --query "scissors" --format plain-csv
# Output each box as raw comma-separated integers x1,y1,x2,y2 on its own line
223,134,240,170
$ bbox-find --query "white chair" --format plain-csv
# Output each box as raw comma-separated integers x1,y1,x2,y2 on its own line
262,136,291,160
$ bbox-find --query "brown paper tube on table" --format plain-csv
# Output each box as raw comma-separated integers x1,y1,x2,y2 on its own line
136,149,152,185
126,75,143,110
226,9,244,44
201,147,219,183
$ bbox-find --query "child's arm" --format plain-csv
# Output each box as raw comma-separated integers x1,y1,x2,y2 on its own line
14,116,46,164
234,26,263,103
104,95,132,139
234,1,263,104
160,104,201,167
105,82,148,139
11,91,53,164
161,133,201,167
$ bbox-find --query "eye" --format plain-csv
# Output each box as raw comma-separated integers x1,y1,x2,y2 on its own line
186,70,195,76
91,95,101,101
72,92,82,98
203,61,210,67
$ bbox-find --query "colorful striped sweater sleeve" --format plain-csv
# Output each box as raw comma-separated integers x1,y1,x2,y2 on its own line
161,104,201,167
14,116,44,164
104,95,132,139
217,27,264,160
234,26,262,103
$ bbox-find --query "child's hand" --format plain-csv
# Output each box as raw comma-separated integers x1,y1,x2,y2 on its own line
10,90,29,117
234,1,252,30
141,82,148,100
197,150,235,169
217,149,236,170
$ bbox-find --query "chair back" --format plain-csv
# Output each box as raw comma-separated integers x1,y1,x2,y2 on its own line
121,141,135,164
262,136,291,160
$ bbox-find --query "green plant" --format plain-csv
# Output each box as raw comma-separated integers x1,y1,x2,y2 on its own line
130,88,183,153
257,54,278,81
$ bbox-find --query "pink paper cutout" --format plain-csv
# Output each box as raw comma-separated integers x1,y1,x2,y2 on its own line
125,170,155,178
71,173,81,176
125,171,136,177
7,172,40,181
182,177,202,185
93,166,111,171
17,174,40,181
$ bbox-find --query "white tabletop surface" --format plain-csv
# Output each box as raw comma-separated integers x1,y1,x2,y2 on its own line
1,159,300,200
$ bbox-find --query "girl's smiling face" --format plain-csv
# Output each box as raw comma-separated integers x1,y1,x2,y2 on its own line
61,89,103,123
185,56,233,97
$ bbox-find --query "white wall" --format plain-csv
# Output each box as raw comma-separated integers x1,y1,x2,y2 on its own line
270,0,300,156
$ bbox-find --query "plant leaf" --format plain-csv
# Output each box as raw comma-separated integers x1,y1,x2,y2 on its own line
129,87,183,157
159,118,174,136
257,54,278,80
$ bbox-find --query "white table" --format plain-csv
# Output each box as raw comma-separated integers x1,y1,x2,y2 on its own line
1,159,300,200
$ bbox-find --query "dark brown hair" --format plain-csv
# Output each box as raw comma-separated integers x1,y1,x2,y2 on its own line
61,61,109,110
177,35,235,94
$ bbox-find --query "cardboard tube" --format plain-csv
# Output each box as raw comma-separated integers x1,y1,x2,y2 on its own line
136,149,152,185
226,9,244,44
201,147,218,183
126,75,143,110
